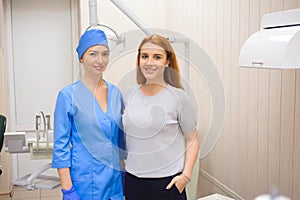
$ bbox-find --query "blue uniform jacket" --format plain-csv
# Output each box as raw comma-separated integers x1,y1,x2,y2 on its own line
52,80,125,200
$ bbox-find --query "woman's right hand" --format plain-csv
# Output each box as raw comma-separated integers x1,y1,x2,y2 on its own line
62,186,80,200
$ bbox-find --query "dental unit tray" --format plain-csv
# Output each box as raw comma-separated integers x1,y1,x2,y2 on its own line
27,137,54,160
4,131,54,159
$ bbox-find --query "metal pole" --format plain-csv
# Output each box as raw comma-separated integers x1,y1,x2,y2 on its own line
111,0,152,35
89,0,99,27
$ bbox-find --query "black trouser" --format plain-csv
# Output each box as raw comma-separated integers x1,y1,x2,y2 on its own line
124,172,187,200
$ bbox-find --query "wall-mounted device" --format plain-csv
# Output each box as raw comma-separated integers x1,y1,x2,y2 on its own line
239,8,300,69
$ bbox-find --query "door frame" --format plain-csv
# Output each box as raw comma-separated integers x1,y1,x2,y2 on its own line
4,0,80,131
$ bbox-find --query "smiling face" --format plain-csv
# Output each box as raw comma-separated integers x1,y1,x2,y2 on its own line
138,42,170,84
80,44,110,77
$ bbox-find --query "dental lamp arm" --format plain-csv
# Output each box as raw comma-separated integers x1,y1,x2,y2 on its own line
111,0,152,35
89,0,99,26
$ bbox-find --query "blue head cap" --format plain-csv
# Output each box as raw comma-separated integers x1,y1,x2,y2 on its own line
76,29,109,60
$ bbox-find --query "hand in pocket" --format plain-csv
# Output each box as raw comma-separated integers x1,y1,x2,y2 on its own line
166,175,189,194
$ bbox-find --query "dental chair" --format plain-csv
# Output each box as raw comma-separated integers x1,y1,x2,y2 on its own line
0,114,7,176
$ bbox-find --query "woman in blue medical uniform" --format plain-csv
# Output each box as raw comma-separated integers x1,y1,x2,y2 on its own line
52,28,125,200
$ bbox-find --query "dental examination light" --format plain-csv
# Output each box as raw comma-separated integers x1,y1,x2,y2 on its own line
88,0,124,51
86,23,124,51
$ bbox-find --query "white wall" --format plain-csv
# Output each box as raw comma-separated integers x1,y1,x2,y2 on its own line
160,0,300,200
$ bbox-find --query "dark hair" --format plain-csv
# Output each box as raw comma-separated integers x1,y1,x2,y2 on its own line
136,34,184,89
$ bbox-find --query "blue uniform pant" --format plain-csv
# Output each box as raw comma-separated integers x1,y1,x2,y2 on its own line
124,172,187,200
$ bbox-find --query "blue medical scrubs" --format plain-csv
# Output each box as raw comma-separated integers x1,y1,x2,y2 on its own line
52,80,125,200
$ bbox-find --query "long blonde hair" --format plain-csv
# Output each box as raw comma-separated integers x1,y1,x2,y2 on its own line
136,34,184,89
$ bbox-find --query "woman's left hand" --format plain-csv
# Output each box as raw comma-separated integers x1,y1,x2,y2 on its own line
166,174,190,193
